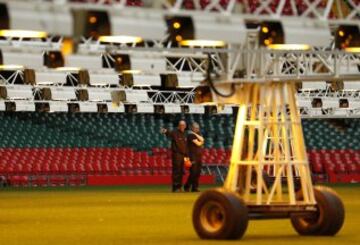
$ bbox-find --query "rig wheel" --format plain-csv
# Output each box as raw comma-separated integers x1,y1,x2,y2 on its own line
192,189,248,240
291,186,345,236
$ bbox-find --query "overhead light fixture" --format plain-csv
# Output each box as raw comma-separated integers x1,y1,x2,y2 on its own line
194,85,213,104
258,20,330,47
267,44,311,51
0,29,47,38
121,69,142,74
202,102,218,106
165,16,194,45
259,21,284,47
180,39,226,48
133,84,151,87
80,10,111,39
177,85,195,88
0,64,24,70
345,47,360,53
335,25,360,50
44,51,64,69
98,35,143,44
103,54,131,72
56,67,82,72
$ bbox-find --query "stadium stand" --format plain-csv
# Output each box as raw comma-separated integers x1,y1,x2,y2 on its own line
304,119,360,183
0,111,359,187
0,112,229,186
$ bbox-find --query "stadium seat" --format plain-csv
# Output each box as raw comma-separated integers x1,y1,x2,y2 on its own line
31,176,48,187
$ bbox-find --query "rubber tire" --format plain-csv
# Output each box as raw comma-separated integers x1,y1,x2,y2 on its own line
291,186,345,236
192,189,249,240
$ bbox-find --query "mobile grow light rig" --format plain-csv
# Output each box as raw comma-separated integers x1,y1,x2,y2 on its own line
187,39,360,239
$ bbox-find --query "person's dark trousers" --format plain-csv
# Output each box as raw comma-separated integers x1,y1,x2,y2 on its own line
172,154,184,191
184,161,202,191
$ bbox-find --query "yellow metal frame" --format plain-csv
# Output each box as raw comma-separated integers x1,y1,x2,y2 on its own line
222,82,315,206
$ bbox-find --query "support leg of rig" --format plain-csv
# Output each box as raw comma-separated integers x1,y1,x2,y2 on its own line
224,82,315,206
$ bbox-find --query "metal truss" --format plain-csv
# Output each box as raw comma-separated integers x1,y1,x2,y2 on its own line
80,38,224,75
299,107,360,118
61,0,360,21
224,47,360,84
3,84,360,118
93,44,360,84
202,164,229,183
2,37,360,117
296,88,360,118
150,89,195,104
0,36,62,52
162,0,360,21
223,82,315,205
298,86,360,98
241,0,360,20
3,44,360,117
78,37,360,83
0,69,24,85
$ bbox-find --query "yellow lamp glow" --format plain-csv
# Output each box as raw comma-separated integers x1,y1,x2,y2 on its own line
262,26,269,33
175,35,183,42
173,22,181,29
345,47,360,53
0,65,24,70
56,67,82,72
180,40,226,48
98,35,143,44
61,38,74,56
0,30,47,38
264,39,271,46
89,16,97,24
267,44,311,51
121,70,142,74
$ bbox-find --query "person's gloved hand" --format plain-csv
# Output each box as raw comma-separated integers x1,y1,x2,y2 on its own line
184,157,192,169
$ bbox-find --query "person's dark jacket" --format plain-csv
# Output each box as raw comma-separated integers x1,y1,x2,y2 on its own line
187,132,203,163
165,129,188,157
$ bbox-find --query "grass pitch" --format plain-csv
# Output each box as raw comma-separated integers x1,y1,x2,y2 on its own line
0,184,359,245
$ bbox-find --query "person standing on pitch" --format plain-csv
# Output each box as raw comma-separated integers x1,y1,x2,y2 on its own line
161,120,189,192
184,122,204,192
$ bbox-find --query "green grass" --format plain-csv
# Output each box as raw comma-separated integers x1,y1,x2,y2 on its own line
0,184,359,245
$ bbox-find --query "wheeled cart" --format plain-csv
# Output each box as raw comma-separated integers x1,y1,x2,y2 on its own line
192,82,345,239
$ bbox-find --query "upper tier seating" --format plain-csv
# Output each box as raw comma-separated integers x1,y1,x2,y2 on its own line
0,112,235,149
303,119,360,150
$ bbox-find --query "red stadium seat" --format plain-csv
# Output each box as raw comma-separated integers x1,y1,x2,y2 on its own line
9,176,29,187
49,176,66,186
31,176,48,187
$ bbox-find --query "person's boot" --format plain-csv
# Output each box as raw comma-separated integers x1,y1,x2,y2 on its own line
172,184,183,193
183,184,190,192
191,182,200,192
